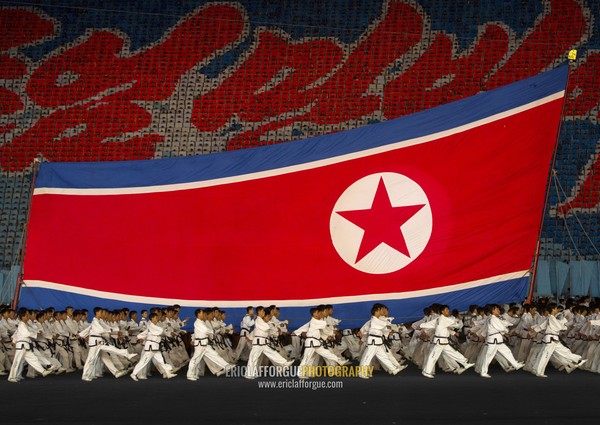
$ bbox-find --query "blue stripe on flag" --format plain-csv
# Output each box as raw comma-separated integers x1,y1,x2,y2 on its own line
35,65,567,190
19,277,529,330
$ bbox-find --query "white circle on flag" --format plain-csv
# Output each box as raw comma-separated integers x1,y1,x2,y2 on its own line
330,172,433,274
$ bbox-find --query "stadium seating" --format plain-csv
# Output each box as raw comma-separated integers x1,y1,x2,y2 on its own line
1,0,599,299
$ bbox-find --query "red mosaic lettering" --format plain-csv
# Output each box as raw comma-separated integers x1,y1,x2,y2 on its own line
26,5,245,107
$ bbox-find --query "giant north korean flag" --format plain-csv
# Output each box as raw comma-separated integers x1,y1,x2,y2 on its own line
19,65,568,326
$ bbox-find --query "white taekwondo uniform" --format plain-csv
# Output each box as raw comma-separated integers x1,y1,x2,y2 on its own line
358,315,405,378
65,315,86,370
8,320,50,382
211,318,235,364
290,321,310,360
23,319,62,379
187,318,232,380
233,314,255,362
131,320,175,380
530,314,585,377
0,318,12,374
81,317,134,381
244,316,292,379
297,317,348,378
478,315,523,378
270,315,290,359
420,315,473,378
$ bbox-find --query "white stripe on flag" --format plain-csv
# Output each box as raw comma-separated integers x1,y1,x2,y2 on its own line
23,270,530,307
33,92,564,197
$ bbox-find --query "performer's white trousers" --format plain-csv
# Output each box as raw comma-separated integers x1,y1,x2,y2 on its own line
359,344,400,375
480,343,521,376
532,342,581,376
245,345,289,378
298,346,344,378
423,343,470,375
8,349,46,381
82,344,130,380
132,349,173,377
187,345,230,379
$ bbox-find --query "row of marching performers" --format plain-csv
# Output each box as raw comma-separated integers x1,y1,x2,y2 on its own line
151,301,598,379
3,300,600,382
408,301,597,378
1,305,193,382
219,300,599,379
234,301,598,379
459,300,600,377
1,303,295,382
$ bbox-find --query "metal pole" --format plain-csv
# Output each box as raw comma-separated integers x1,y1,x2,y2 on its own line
528,51,577,303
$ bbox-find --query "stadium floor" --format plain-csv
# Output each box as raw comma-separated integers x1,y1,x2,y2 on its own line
1,362,598,425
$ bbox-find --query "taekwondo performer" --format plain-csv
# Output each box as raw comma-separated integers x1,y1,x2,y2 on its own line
297,306,349,379
420,305,474,378
211,308,235,364
26,311,63,378
322,305,350,363
529,303,586,378
270,306,291,359
65,307,86,370
187,308,234,381
358,303,407,378
8,309,53,382
0,307,13,375
244,307,293,379
130,312,177,380
233,306,255,362
478,304,524,378
80,307,137,381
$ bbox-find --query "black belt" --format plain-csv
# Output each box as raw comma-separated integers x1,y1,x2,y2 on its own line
543,334,560,343
304,337,322,348
194,337,209,347
253,336,269,346
57,337,74,352
367,334,386,347
144,346,162,352
432,336,450,345
34,341,48,351
145,340,162,352
15,341,33,350
89,335,109,347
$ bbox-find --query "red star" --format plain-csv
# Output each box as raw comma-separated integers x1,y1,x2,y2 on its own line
336,177,425,263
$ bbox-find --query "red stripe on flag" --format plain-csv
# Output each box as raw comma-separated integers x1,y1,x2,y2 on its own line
24,99,562,301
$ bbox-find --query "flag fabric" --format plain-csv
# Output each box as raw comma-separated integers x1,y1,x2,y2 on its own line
19,65,568,326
